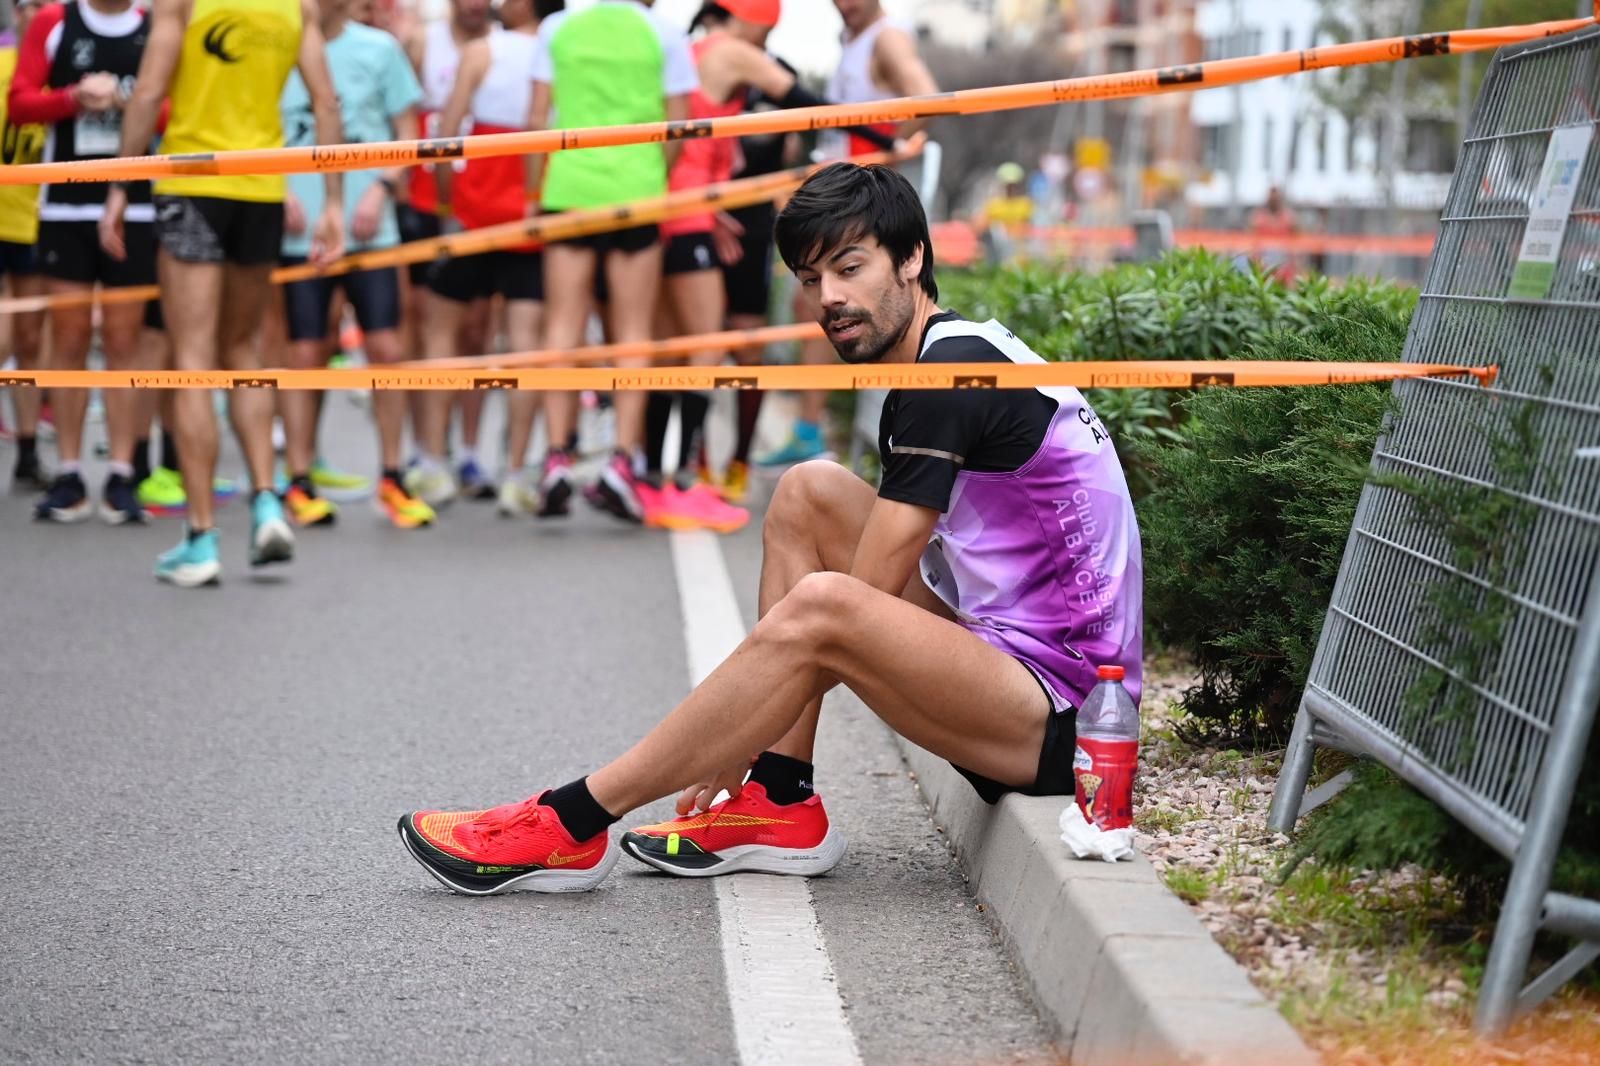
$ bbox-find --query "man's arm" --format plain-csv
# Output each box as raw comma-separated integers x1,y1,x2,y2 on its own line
296,0,344,211
873,27,938,140
114,0,185,158
662,92,690,172
524,78,551,209
849,497,940,595
434,38,490,218
9,4,105,124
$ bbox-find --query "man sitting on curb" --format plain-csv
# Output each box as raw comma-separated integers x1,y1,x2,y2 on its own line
397,162,1143,894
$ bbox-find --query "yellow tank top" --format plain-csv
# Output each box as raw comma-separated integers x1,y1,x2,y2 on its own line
154,0,302,202
0,45,45,245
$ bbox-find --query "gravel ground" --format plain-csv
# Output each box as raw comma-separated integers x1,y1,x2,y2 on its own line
1130,659,1600,1066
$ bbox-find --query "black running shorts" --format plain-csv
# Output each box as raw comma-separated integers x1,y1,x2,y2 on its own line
154,195,284,267
663,231,718,276
547,217,658,257
428,249,543,304
281,259,402,342
722,202,776,318
950,668,1077,804
395,202,442,286
37,219,156,288
0,238,37,278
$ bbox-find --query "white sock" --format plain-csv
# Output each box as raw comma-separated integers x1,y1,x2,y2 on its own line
59,460,81,475
109,461,134,478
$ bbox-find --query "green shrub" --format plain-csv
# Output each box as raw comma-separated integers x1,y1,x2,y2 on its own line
938,252,1416,495
1131,302,1410,742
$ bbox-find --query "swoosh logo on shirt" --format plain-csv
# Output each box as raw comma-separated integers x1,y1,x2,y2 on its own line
203,22,241,63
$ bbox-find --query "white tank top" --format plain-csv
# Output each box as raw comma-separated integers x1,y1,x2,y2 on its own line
826,15,900,106
471,28,537,130
419,20,460,116
821,15,906,158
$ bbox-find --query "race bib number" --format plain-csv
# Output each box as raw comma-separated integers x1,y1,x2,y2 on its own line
75,111,121,157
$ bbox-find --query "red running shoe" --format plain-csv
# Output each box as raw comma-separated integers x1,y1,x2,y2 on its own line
620,781,846,877
398,793,618,895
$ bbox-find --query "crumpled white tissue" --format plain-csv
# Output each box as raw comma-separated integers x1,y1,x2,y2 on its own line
1059,803,1136,863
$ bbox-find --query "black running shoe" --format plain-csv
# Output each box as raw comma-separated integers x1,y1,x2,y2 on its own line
100,472,146,526
537,452,574,519
34,472,91,523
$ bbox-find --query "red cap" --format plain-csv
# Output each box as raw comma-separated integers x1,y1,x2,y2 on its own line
1097,665,1125,681
721,0,781,27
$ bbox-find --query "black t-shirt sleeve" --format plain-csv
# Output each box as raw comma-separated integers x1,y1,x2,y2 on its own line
877,335,1012,512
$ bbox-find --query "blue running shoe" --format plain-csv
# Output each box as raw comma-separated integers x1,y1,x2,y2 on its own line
457,457,495,501
249,490,295,567
155,528,222,588
754,421,832,468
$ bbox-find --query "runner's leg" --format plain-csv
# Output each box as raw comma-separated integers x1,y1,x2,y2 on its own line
586,465,1048,814
218,261,279,495
158,251,224,531
43,283,93,468
540,243,595,449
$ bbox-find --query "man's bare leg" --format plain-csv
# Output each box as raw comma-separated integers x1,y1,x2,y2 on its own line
537,243,596,516
8,277,46,436
158,252,225,530
587,460,1049,817
500,297,544,485
601,244,662,456
218,263,279,495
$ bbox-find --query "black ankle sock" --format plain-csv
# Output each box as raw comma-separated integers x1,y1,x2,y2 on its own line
161,430,180,472
678,391,710,469
748,752,815,805
735,390,763,464
17,435,37,464
542,778,618,842
644,391,675,476
381,467,402,485
290,474,315,495
132,438,151,484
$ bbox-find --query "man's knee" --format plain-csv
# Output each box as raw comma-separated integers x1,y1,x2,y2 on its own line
758,570,860,649
767,460,853,533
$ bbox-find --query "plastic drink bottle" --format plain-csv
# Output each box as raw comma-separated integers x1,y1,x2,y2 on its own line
1073,664,1140,830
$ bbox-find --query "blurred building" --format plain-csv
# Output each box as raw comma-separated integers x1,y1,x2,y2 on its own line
1051,0,1205,215
1186,0,1454,225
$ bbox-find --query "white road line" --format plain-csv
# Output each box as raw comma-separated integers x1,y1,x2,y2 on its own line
669,530,864,1066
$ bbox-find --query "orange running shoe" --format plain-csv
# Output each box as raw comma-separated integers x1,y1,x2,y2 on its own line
398,793,618,894
283,482,337,527
620,781,846,877
375,476,435,529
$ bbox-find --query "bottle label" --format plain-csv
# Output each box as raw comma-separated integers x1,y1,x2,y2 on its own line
1074,736,1137,830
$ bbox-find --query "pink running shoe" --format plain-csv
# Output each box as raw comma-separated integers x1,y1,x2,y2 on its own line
669,483,750,534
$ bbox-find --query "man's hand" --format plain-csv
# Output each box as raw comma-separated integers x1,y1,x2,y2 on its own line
675,757,756,816
712,210,744,266
351,182,386,243
74,72,120,112
284,190,307,236
310,203,344,266
98,184,128,261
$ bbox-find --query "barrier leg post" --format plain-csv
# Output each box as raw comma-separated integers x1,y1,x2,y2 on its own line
1267,705,1318,834
1475,557,1600,1034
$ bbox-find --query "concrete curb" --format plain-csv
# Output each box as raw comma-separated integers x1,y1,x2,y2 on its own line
890,735,1321,1066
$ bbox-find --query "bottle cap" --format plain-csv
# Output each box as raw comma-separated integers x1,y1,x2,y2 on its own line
1097,665,1125,681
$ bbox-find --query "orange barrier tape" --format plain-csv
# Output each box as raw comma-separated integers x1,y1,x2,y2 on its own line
0,19,1587,185
0,144,915,315
1,360,1496,392
1028,226,1440,257
405,322,823,370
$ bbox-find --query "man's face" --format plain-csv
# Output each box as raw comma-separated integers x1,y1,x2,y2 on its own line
796,235,920,365
832,0,878,34
453,0,491,34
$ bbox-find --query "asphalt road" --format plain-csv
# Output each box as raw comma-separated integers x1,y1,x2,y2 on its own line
0,392,1057,1065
